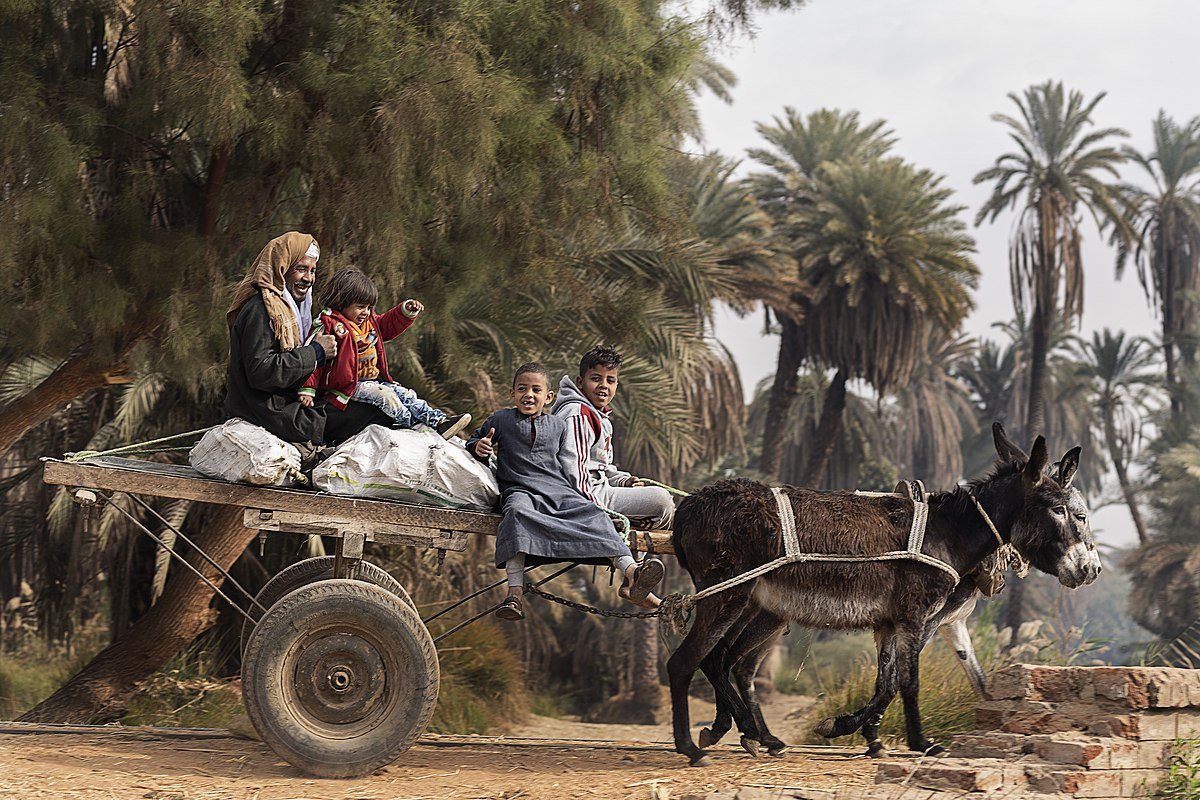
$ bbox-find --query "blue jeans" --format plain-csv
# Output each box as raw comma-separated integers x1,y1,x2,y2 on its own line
351,380,444,428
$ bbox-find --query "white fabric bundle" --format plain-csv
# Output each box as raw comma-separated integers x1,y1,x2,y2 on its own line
314,426,498,511
189,419,302,486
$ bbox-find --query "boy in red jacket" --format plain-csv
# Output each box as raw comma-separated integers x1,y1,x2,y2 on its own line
298,268,470,439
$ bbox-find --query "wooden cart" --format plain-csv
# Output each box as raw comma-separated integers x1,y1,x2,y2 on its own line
42,456,673,778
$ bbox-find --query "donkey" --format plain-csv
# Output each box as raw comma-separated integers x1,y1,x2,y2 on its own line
668,424,1101,766
695,479,1094,761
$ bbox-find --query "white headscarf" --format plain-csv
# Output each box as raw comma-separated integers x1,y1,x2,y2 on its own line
281,286,314,343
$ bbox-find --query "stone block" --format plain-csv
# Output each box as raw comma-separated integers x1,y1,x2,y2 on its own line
876,758,1021,793
1024,765,1123,798
987,664,1037,699
1136,741,1171,769
948,731,1032,759
1090,667,1200,710
1120,768,1164,797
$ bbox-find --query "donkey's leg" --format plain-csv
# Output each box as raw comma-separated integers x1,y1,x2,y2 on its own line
699,605,758,749
815,623,899,747
668,591,753,766
896,620,943,755
859,626,899,758
699,644,759,753
940,618,987,699
729,612,790,756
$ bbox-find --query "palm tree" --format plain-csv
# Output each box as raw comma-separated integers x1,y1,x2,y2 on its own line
1071,329,1159,544
974,80,1129,440
889,327,977,489
787,157,978,484
1116,111,1200,423
746,108,895,480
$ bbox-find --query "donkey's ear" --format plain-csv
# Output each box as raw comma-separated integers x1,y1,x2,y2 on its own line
1057,446,1081,488
1024,436,1049,484
993,421,1028,464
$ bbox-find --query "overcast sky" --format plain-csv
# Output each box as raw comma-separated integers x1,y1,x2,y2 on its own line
694,0,1200,548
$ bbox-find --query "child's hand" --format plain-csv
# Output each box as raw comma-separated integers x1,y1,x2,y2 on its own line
402,299,424,318
299,394,314,408
630,478,645,487
472,428,497,458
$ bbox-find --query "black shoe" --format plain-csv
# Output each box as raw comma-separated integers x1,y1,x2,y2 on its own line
435,413,472,440
495,595,524,621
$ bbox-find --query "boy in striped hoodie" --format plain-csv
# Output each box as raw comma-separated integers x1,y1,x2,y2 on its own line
551,346,675,530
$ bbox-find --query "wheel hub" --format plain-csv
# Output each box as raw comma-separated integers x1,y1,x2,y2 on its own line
294,632,386,725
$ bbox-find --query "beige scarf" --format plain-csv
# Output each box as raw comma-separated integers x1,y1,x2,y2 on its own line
227,232,318,351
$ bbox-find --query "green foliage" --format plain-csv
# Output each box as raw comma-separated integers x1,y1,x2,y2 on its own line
1156,739,1200,800
795,622,1002,744
120,647,242,729
429,619,528,734
0,628,107,719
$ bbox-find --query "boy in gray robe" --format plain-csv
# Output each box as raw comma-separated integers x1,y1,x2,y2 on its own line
467,362,664,621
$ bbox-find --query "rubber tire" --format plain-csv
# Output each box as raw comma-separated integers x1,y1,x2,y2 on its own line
241,579,439,778
241,556,413,656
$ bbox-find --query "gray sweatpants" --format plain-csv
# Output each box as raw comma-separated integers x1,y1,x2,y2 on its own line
597,484,675,530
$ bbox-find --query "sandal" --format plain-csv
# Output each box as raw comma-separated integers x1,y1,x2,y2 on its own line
621,557,665,605
494,595,524,621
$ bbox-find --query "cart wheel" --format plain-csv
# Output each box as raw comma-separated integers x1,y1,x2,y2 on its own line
241,556,413,656
242,579,439,778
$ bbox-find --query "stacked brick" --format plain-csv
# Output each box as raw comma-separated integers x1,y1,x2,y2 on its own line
872,665,1199,798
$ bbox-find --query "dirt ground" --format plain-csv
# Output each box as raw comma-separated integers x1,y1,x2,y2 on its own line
0,695,884,800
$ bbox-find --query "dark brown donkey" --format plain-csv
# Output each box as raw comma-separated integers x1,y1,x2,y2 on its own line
694,481,1094,761
668,424,1102,766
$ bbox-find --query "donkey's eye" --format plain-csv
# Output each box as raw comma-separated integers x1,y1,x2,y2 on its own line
1052,505,1067,516
1074,514,1087,522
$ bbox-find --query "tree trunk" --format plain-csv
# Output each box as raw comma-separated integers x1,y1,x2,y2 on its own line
759,317,803,482
198,140,232,238
1026,299,1050,440
1103,411,1149,545
19,505,254,723
628,616,661,724
0,354,118,463
799,369,848,488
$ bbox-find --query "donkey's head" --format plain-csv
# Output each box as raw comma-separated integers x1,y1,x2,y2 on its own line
991,422,1101,588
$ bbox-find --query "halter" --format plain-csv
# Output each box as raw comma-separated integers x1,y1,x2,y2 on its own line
969,492,1030,578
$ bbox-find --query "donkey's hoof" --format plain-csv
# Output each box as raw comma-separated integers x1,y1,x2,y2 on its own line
767,745,788,757
690,754,714,768
866,740,886,758
739,736,760,757
814,717,837,738
698,727,721,749
923,743,946,757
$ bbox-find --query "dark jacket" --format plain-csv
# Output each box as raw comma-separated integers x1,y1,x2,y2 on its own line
225,295,326,443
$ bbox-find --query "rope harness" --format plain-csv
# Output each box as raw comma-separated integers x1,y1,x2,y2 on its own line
659,485,1013,636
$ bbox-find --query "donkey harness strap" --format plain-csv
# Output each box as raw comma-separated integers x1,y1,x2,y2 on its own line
773,487,959,583
682,489,963,609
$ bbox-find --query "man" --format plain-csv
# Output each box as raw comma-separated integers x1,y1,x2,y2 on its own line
225,231,392,445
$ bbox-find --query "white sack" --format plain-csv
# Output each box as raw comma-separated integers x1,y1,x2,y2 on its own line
189,418,302,487
314,425,498,511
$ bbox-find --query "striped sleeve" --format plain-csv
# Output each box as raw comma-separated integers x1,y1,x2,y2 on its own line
558,408,596,500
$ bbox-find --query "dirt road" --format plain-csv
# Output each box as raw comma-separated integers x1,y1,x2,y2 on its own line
0,697,882,800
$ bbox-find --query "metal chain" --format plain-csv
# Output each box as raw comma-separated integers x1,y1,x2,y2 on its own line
522,583,661,619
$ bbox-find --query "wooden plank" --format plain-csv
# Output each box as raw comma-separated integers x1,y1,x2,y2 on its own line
43,457,500,535
43,456,675,555
244,509,470,552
